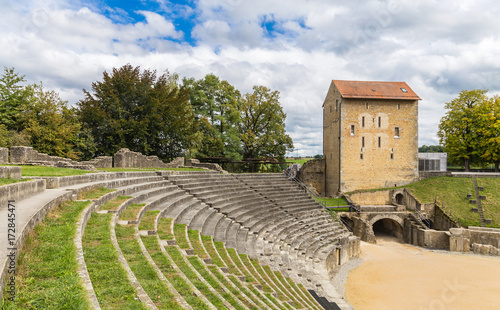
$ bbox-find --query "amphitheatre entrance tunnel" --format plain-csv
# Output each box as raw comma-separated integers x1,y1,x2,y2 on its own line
372,218,403,240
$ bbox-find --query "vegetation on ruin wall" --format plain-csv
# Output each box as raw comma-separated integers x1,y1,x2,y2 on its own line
405,177,500,228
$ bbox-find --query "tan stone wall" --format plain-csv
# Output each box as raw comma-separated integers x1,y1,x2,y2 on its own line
349,190,392,205
323,81,342,196
296,158,325,196
323,81,419,195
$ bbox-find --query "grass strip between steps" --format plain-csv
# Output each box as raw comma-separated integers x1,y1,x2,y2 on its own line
272,270,308,309
119,203,145,221
79,187,115,200
165,245,229,309
292,281,323,310
173,223,190,249
227,248,255,283
1,200,91,309
186,256,248,310
138,211,159,231
83,213,146,310
157,218,174,240
188,229,209,259
213,242,242,276
100,196,132,211
140,236,211,310
201,235,225,267
115,225,183,310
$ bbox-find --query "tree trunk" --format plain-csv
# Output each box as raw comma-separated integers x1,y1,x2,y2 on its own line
464,158,470,172
495,161,499,172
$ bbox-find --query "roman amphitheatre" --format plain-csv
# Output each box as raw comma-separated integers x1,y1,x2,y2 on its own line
1,146,500,310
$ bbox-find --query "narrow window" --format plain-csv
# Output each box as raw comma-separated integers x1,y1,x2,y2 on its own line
350,125,355,136
362,116,365,127
398,103,401,110
378,136,381,148
336,99,339,111
390,153,394,160
395,127,401,138
378,117,381,128
362,136,365,148
330,105,332,113
366,102,369,109
360,153,364,160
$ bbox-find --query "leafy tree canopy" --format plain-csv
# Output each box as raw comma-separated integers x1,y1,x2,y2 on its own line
238,86,293,161
78,64,196,160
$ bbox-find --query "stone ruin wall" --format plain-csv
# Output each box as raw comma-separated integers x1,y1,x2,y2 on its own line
296,158,325,196
186,158,225,173
113,148,184,168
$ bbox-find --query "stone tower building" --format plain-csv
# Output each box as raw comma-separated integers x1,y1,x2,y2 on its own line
323,80,420,196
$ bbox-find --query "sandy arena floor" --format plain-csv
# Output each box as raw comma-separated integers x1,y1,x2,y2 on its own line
344,236,500,310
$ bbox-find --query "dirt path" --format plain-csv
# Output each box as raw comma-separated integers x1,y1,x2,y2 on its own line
345,236,500,310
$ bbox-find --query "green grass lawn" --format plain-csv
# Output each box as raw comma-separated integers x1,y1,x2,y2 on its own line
0,178,28,185
97,167,207,172
315,196,349,207
15,165,94,177
404,177,500,228
2,201,92,309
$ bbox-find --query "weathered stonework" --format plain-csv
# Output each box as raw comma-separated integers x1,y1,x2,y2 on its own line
323,80,420,196
113,148,184,168
9,146,95,170
0,148,8,163
296,158,325,196
80,156,113,168
186,158,225,173
0,166,21,179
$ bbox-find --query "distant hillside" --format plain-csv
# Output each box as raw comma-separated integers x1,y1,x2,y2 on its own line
404,177,500,228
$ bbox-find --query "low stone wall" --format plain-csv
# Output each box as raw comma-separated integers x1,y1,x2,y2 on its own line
0,148,8,164
296,158,325,196
0,179,46,207
114,148,183,168
449,227,500,256
186,159,224,173
80,156,113,168
41,171,158,189
10,146,74,165
9,146,95,170
0,166,21,179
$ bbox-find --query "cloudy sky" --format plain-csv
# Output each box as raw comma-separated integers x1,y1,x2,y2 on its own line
2,0,500,156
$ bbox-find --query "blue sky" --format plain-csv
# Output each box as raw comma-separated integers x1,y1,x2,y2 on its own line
2,0,500,156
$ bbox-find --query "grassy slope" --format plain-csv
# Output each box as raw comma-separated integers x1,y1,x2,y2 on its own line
404,177,500,228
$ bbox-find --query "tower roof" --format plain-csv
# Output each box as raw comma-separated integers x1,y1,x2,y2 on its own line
332,80,421,100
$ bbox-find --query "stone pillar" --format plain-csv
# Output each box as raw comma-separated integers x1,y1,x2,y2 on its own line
0,147,8,163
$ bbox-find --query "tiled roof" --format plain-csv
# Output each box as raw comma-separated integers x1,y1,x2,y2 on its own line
333,80,421,100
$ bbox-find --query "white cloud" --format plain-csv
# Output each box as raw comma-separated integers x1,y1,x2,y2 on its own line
2,0,500,156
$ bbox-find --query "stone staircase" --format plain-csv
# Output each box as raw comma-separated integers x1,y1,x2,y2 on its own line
1,170,358,309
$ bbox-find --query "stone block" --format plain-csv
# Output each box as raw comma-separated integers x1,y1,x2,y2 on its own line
0,166,21,179
0,147,8,163
472,243,481,254
471,208,478,213
481,245,492,255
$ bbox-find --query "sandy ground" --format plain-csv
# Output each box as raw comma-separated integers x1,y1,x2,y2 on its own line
345,235,500,310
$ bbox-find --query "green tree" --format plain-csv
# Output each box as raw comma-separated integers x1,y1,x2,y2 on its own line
418,145,444,153
238,86,293,161
474,95,500,171
22,84,80,159
0,67,31,131
183,74,241,159
438,89,489,171
78,64,196,160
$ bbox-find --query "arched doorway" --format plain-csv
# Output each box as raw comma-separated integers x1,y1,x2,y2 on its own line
372,218,403,240
395,193,404,205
